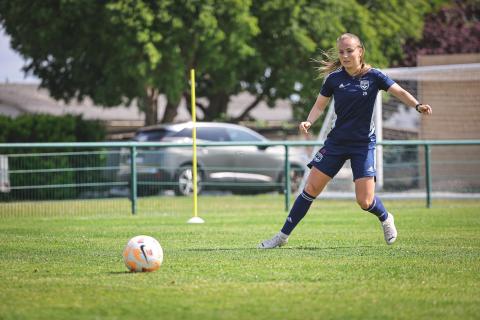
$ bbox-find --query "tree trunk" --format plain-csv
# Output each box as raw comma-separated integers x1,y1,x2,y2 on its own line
161,99,180,123
184,93,207,120
233,94,264,122
204,91,230,121
144,87,159,126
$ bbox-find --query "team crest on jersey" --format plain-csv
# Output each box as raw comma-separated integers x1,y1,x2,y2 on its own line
360,79,369,91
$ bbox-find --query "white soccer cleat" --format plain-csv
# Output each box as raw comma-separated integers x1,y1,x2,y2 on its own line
258,232,288,249
381,213,397,245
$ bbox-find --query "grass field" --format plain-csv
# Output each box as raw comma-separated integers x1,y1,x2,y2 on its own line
1,195,479,319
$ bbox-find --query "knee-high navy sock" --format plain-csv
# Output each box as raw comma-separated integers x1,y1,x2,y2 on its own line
280,190,315,235
363,195,388,222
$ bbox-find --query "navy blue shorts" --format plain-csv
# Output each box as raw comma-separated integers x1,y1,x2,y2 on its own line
307,144,376,181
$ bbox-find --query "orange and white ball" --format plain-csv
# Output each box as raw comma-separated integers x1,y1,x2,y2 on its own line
123,235,163,272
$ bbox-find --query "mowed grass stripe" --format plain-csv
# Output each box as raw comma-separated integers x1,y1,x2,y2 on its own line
0,196,479,319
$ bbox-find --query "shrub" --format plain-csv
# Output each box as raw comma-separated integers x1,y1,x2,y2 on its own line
0,114,107,200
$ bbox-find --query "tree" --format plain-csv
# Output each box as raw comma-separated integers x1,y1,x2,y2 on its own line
0,1,437,125
268,0,435,123
399,0,480,67
145,0,259,122
205,0,436,123
0,0,258,125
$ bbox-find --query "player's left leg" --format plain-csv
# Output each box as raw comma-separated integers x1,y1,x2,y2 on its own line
351,149,397,245
354,177,397,245
354,177,386,221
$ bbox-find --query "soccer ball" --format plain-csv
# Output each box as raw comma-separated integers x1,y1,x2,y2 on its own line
123,235,163,272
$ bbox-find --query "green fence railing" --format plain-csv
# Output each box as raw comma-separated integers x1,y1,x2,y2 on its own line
1,139,479,213
380,140,480,208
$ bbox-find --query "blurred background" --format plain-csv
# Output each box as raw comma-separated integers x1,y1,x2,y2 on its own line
0,0,479,215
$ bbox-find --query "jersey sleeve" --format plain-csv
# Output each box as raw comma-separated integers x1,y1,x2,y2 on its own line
320,74,334,97
375,69,395,91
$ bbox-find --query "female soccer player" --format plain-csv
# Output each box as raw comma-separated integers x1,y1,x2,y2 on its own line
259,33,432,248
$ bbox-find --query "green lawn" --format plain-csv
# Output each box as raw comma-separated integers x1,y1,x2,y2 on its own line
0,196,479,319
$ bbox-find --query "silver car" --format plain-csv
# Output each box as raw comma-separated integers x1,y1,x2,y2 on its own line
117,122,308,196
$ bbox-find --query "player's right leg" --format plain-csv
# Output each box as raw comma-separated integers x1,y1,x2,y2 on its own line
258,167,332,249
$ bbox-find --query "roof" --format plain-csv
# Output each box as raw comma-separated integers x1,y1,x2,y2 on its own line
0,83,144,121
0,83,293,124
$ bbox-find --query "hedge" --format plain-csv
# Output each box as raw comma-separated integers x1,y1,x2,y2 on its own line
0,114,107,200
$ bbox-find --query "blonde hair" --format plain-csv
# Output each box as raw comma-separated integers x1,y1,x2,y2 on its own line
316,33,371,78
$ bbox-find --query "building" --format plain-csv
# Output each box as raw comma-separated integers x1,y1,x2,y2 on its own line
0,84,293,140
381,53,480,192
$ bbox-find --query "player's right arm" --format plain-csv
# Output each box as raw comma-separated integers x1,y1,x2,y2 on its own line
299,94,330,134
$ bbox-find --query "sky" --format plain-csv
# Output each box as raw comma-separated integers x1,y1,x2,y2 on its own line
0,27,39,83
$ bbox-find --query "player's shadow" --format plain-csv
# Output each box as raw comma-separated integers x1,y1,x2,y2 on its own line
180,248,256,252
287,245,376,250
180,245,375,252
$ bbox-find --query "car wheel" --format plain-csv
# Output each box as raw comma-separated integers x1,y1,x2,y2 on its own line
174,165,203,196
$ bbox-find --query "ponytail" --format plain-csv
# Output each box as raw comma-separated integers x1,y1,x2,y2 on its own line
315,48,342,79
316,33,371,78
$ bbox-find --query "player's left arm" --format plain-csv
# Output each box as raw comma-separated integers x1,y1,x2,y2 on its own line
387,83,432,115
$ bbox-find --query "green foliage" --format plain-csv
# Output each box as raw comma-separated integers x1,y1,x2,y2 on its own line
363,0,434,66
0,197,479,319
0,114,105,143
399,0,480,66
0,1,438,125
0,114,106,200
284,0,435,124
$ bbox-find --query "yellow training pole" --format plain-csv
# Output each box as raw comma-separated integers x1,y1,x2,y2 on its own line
187,69,204,224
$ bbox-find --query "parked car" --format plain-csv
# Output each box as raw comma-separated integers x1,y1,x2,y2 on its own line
117,122,308,196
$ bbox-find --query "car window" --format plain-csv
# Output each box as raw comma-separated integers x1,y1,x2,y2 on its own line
197,127,230,141
228,128,264,142
134,129,176,141
175,128,193,138
149,124,264,142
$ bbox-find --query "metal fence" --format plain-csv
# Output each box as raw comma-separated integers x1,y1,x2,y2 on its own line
1,140,479,216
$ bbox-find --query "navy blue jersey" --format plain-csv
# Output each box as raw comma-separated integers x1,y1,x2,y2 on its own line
320,68,395,148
